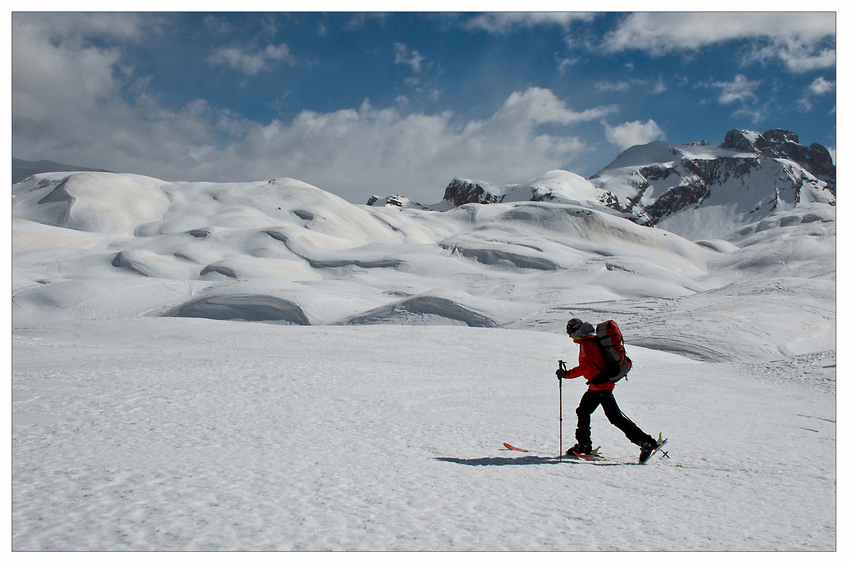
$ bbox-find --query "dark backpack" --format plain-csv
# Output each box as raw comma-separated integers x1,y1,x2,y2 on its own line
589,320,633,384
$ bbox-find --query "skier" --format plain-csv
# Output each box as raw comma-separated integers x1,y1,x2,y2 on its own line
556,318,659,462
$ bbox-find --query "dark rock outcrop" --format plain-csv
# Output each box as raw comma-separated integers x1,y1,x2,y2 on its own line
721,129,835,192
442,178,503,207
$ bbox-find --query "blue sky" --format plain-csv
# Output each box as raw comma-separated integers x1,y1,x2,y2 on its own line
11,9,837,204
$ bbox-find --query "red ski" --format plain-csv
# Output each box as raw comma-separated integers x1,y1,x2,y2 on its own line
503,443,528,452
503,443,606,461
564,446,605,461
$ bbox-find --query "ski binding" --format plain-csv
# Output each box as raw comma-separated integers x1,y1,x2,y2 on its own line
639,434,669,464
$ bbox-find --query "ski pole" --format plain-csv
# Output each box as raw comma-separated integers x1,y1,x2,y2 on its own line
558,360,565,460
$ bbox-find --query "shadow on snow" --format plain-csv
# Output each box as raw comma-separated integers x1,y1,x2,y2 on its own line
435,455,636,467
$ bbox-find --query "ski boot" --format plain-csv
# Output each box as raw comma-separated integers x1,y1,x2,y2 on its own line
639,438,660,463
566,443,593,457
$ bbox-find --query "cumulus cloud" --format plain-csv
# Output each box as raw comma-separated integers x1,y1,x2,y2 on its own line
603,119,665,150
216,88,617,202
12,13,156,151
12,14,617,205
808,76,835,96
603,12,835,73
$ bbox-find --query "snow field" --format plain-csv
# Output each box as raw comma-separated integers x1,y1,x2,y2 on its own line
11,168,836,553
12,319,835,551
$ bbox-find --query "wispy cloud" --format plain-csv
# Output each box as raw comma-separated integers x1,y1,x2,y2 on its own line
798,76,836,112
595,77,668,95
464,12,596,34
596,81,632,92
712,74,762,105
393,42,426,73
209,43,298,75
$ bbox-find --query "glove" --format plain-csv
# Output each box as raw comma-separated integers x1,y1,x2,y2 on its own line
556,368,566,379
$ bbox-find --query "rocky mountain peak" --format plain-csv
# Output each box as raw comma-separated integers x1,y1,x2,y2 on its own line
721,128,835,191
367,127,834,240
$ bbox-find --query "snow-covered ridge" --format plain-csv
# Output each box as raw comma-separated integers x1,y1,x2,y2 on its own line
369,128,834,241
12,160,835,364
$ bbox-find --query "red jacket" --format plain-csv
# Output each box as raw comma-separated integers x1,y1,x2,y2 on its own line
563,337,615,391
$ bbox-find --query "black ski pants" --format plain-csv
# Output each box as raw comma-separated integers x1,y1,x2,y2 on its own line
575,388,652,446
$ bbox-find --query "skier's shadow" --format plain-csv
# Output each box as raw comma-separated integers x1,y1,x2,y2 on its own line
435,455,572,466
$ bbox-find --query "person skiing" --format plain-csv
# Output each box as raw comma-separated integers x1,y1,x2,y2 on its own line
556,318,659,462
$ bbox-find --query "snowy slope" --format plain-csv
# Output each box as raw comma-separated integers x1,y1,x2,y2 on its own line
13,171,721,333
12,320,835,551
11,165,836,551
13,170,834,361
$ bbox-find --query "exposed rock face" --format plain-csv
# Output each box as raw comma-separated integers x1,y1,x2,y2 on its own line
442,178,504,206
721,129,835,192
588,128,834,228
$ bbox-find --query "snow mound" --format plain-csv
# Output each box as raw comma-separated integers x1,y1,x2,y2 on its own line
112,250,200,280
13,172,170,235
342,294,497,327
11,170,834,363
166,294,311,324
440,240,560,271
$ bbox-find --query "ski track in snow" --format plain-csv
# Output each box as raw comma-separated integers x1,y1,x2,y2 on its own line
12,320,835,551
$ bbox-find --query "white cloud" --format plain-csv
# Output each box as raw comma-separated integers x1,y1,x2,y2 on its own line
12,13,152,127
202,15,233,35
743,37,835,73
603,119,665,150
556,55,580,73
493,87,616,126
12,21,618,205
809,76,835,96
798,76,836,112
595,77,667,95
603,12,835,73
596,81,631,92
393,43,426,73
209,43,297,75
464,12,596,34
218,88,617,202
712,74,762,105
15,12,159,44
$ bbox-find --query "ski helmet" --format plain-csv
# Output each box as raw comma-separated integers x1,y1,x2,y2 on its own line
566,318,583,335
